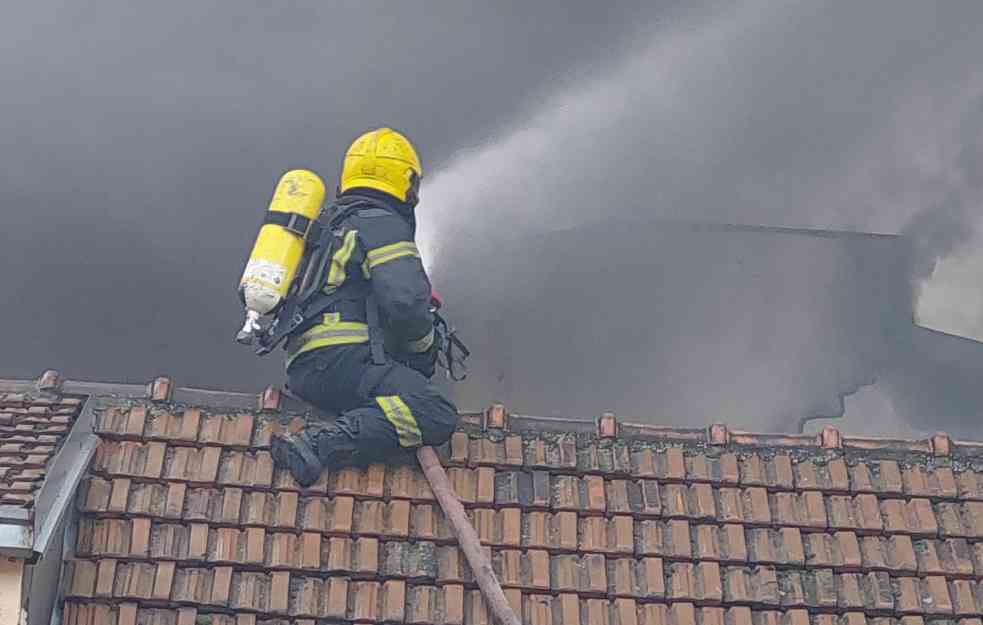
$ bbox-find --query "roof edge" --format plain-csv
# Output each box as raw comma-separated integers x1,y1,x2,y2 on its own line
0,376,322,416
464,408,978,458
4,376,979,457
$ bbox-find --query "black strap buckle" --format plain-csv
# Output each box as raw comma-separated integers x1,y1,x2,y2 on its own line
263,211,314,238
286,213,310,237
253,305,309,357
289,311,305,331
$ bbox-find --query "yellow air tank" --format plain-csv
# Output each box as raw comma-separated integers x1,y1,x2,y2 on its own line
237,169,325,344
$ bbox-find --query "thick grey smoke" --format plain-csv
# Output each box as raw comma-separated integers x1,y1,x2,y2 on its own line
904,102,983,283
2,1,981,437
421,0,983,435
0,0,659,389
421,0,983,259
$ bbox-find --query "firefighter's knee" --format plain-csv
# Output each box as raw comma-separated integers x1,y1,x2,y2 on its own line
417,390,459,446
425,417,456,446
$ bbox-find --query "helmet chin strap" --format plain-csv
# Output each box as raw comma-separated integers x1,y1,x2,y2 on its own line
405,170,421,207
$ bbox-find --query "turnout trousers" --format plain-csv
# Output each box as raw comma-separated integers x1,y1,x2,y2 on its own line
285,344,459,469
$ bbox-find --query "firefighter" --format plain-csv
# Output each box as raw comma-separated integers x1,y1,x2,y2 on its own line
270,128,458,487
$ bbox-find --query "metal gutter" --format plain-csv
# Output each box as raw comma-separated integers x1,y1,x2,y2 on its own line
0,391,97,559
32,396,98,558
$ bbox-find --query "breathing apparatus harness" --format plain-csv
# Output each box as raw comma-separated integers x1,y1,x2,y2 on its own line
252,197,470,381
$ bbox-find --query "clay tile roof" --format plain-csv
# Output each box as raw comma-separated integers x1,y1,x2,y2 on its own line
0,387,84,513
53,385,983,625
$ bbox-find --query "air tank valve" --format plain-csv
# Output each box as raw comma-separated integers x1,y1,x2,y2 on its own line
236,310,263,345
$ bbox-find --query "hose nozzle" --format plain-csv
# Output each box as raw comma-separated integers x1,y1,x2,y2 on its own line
236,309,263,345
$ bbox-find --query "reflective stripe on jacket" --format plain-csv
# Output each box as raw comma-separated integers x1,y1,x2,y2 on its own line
286,191,433,367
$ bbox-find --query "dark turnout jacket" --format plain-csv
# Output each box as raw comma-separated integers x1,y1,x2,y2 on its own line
284,189,434,367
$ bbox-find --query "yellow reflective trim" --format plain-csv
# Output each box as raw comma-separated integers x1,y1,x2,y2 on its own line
325,229,358,290
366,241,418,262
376,395,423,447
285,319,369,367
368,248,419,269
285,333,369,367
300,324,369,343
365,241,420,270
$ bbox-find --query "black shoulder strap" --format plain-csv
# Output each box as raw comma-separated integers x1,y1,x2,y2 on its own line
293,198,371,301
327,196,394,226
364,292,387,365
331,197,390,366
333,198,391,366
255,197,394,358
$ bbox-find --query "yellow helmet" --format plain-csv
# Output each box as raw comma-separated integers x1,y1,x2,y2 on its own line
339,127,422,204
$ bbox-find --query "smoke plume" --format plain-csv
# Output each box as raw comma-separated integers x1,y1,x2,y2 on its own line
420,0,983,435
1,0,981,437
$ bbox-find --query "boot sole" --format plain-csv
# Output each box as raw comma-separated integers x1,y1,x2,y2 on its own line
271,433,323,488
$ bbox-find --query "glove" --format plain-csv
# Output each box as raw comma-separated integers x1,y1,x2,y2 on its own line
430,290,444,312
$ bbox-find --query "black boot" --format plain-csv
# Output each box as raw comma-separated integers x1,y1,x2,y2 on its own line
271,418,361,487
271,429,324,487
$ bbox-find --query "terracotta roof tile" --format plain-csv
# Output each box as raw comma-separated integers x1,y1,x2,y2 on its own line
684,450,710,480
447,432,469,466
94,440,166,479
579,440,633,476
951,579,978,615
938,538,974,576
523,434,578,471
608,557,666,599
722,524,750,563
957,471,983,500
385,463,435,501
467,437,503,468
59,395,983,625
216,449,273,487
66,560,98,598
723,567,750,604
748,528,806,567
548,553,601,595
0,391,83,511
717,488,744,524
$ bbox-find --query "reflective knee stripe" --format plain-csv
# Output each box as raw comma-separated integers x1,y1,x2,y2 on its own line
325,229,359,291
365,241,420,270
285,317,370,367
376,395,423,447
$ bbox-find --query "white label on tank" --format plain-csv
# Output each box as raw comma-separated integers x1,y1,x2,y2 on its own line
242,283,281,315
241,259,288,315
243,259,288,287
